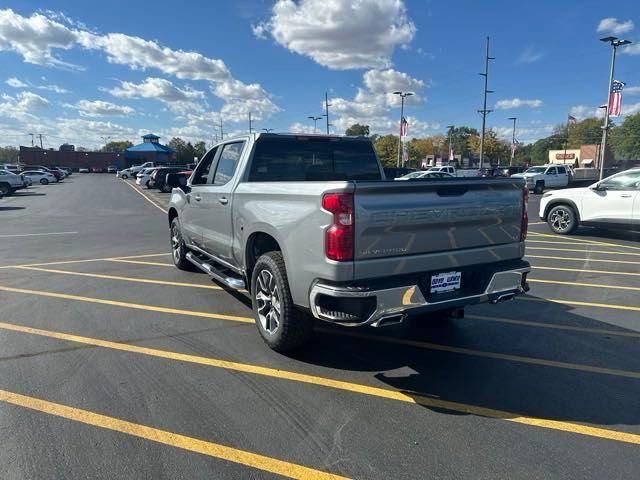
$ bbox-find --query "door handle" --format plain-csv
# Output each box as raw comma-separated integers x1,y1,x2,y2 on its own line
219,197,228,205
194,194,202,202
621,194,632,198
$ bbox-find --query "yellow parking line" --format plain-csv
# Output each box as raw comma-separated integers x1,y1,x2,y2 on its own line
121,179,168,214
532,265,640,278
527,255,640,266
14,266,223,290
521,296,640,313
529,278,640,292
465,314,640,338
527,222,546,225
0,320,637,445
527,247,640,256
320,329,640,379
0,285,253,324
527,239,623,247
0,387,346,480
0,253,171,270
528,231,640,251
107,259,174,267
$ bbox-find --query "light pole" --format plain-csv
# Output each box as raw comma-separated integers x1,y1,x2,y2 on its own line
508,117,517,166
446,125,454,165
308,116,322,133
262,128,274,133
393,91,413,167
599,36,632,180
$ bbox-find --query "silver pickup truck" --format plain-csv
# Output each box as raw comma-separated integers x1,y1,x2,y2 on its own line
167,133,530,351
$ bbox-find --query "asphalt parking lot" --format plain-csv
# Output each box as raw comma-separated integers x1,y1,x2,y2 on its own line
1,175,639,479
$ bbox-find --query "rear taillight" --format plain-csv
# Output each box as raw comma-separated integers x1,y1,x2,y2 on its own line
520,187,528,241
322,192,354,261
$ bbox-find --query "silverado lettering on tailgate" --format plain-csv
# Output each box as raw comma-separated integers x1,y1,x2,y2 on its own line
368,205,518,226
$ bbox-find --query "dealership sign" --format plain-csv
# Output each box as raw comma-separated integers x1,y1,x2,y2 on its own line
556,153,575,160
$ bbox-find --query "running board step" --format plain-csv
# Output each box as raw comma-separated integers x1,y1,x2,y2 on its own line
185,252,245,290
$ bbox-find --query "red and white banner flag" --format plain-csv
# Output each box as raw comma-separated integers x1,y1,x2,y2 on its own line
608,80,625,117
448,147,454,161
400,116,408,137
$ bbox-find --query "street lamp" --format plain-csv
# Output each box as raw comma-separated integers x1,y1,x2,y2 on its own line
393,91,413,167
599,36,632,180
262,128,274,133
446,125,454,165
308,116,322,134
508,117,517,166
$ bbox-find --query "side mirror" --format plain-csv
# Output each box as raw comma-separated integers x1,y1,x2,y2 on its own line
165,173,190,193
591,183,605,191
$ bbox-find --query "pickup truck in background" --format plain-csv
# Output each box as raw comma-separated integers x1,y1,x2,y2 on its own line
427,166,481,177
0,169,28,196
512,164,570,193
167,133,531,351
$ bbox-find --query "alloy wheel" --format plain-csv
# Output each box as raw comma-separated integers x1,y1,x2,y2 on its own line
550,208,572,233
171,224,183,263
255,269,281,335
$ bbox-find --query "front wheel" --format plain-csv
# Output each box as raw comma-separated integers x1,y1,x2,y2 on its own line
251,251,313,352
547,205,577,235
0,183,11,196
121,174,128,179
40,178,49,185
170,218,195,270
160,183,171,193
533,180,544,194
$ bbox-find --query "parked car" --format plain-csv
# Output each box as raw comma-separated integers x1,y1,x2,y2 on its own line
383,167,416,179
107,165,117,173
1,164,21,174
512,164,570,194
79,167,90,173
427,166,481,177
21,170,57,185
0,169,28,195
120,162,155,179
396,171,454,180
150,166,185,192
540,168,640,234
167,133,530,351
135,167,159,188
26,165,63,181
497,166,526,177
54,166,72,176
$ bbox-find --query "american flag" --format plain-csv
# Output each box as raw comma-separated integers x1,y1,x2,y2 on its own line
448,147,454,161
567,115,577,125
608,80,625,117
400,116,408,137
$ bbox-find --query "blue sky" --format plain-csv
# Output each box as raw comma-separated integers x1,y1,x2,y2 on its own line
1,0,639,149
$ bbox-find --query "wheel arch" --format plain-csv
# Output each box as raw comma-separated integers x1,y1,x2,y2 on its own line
245,231,283,292
168,207,179,226
544,199,581,222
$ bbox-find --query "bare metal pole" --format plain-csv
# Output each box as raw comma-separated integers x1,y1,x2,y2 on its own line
508,117,517,166
478,36,494,169
249,112,252,134
397,95,405,168
324,92,331,134
600,44,616,180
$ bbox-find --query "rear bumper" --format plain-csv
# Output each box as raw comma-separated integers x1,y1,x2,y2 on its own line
309,259,530,327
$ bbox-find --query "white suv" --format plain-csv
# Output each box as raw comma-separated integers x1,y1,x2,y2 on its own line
539,168,640,234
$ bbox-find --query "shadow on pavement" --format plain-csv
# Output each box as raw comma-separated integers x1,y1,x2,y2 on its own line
571,227,640,243
288,297,640,429
0,206,26,211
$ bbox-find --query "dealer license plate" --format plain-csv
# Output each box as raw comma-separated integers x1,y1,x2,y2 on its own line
430,271,462,294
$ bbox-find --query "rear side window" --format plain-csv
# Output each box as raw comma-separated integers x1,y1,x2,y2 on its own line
557,166,567,174
248,137,382,181
213,142,245,185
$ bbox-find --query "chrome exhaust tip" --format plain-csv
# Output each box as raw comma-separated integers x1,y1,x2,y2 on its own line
371,314,405,328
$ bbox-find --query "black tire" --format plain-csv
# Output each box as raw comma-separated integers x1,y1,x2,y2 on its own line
251,251,313,352
160,183,171,193
533,180,544,194
40,178,49,185
145,180,151,189
170,217,195,270
121,174,128,179
547,204,578,235
0,183,11,196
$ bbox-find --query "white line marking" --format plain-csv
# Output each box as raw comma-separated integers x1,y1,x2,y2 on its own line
0,231,78,238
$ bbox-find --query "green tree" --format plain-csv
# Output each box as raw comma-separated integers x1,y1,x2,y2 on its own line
101,140,133,153
193,141,207,161
529,133,565,165
169,137,198,164
345,123,370,136
567,118,603,147
611,112,640,159
449,126,479,159
373,134,399,167
467,130,510,165
0,146,19,164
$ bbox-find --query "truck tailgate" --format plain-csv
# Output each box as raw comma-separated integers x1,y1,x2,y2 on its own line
353,178,524,271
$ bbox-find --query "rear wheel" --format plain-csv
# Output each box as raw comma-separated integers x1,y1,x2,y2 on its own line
160,183,171,193
0,183,11,196
145,180,151,188
40,178,49,185
170,218,195,270
121,173,128,179
251,251,313,352
547,204,577,235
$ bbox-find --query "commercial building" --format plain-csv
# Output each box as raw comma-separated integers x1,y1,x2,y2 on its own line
548,144,610,168
124,134,174,165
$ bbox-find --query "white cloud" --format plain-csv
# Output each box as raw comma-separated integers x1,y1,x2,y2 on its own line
70,99,135,117
254,0,416,69
0,8,279,121
37,83,68,93
626,86,640,96
569,104,605,120
6,76,28,88
107,77,205,113
597,17,634,35
495,98,543,109
55,118,136,145
623,43,640,55
0,91,50,122
0,9,79,68
622,102,640,116
493,124,554,143
516,45,544,64
363,68,424,94
289,122,317,134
